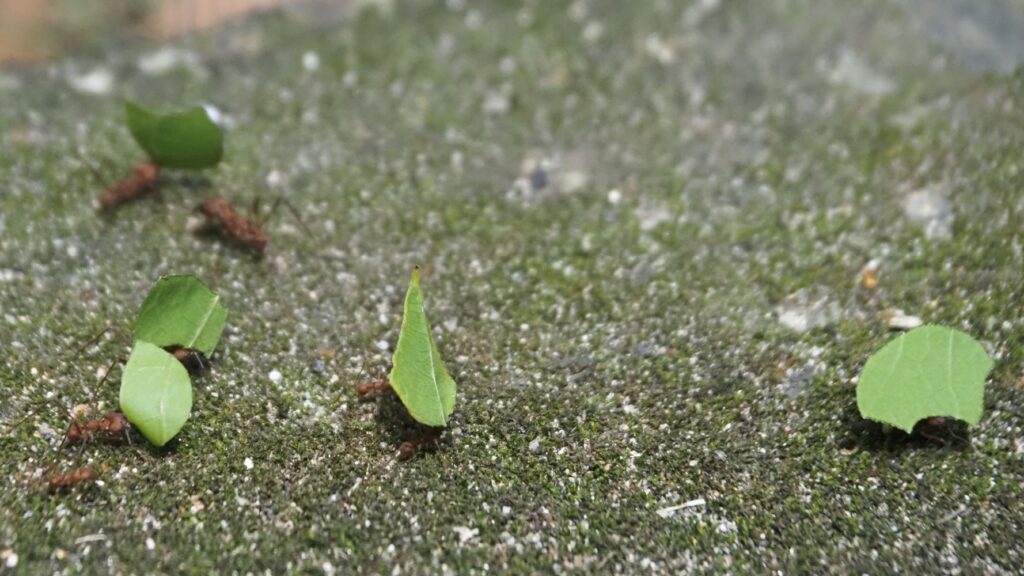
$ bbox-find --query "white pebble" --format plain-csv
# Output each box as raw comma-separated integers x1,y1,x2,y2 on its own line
243,457,254,470
302,51,321,72
453,526,479,543
888,311,923,331
67,68,114,95
268,370,283,384
607,189,622,204
266,170,283,188
145,538,155,551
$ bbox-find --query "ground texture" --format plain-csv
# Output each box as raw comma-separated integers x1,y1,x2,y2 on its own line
1,0,1023,574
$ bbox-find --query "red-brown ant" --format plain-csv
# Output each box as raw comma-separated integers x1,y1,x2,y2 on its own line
355,361,447,461
196,197,268,254
355,358,392,397
914,416,963,445
47,466,99,493
398,427,444,461
65,411,131,446
356,379,392,397
75,326,208,374
166,345,209,375
98,162,161,210
195,196,309,255
53,360,132,453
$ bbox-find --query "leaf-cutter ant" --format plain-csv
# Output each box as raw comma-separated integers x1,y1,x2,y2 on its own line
166,345,209,375
398,427,444,461
47,466,99,493
356,379,392,396
355,358,392,397
98,162,161,211
65,411,131,446
356,361,447,461
75,326,208,375
54,359,132,452
914,416,965,445
195,196,310,255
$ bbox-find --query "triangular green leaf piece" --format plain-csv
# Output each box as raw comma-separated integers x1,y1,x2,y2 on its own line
856,325,993,433
133,275,227,356
125,101,223,169
389,268,457,427
119,341,193,447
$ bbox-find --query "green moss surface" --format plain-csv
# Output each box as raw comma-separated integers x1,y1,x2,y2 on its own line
1,1,1022,573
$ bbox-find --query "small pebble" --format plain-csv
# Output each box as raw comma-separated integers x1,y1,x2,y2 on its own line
887,311,923,331
244,457,254,470
268,370,283,384
903,187,952,239
266,170,283,188
302,51,321,72
453,526,479,543
67,68,114,95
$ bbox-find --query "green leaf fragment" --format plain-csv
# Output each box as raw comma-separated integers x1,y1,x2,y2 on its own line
389,269,457,427
133,275,227,356
119,341,193,447
125,101,223,169
857,325,993,433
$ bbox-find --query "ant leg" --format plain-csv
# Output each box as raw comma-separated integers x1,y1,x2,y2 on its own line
263,197,314,239
277,197,314,239
71,325,130,361
917,424,946,445
73,150,112,189
250,196,263,222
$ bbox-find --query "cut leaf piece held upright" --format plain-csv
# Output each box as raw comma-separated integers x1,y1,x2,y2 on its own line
125,101,223,170
133,275,227,357
119,341,193,447
857,325,993,433
389,268,457,427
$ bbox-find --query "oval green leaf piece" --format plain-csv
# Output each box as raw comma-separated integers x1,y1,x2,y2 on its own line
119,341,193,447
856,325,993,433
389,269,457,427
125,101,223,169
133,275,227,356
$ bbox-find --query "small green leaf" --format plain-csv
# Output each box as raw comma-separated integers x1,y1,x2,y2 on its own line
134,275,227,356
125,101,223,169
119,341,192,447
389,269,457,427
857,325,993,433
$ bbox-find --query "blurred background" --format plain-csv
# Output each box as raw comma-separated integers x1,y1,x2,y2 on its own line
0,0,293,63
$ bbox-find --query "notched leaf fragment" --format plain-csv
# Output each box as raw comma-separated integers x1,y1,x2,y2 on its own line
388,268,457,427
856,325,993,433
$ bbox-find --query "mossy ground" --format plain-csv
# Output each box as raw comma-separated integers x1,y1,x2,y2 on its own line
1,1,1023,573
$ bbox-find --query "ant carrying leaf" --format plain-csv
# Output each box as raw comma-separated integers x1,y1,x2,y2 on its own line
356,358,392,397
74,325,208,376
355,356,446,461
